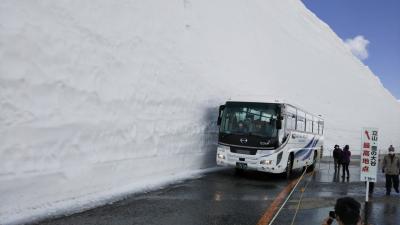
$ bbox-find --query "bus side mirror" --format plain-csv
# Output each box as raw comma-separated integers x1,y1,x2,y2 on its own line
276,120,282,130
217,105,225,126
276,115,283,129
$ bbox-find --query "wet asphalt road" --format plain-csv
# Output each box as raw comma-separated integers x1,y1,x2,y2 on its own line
33,159,400,225
34,169,302,225
266,159,400,225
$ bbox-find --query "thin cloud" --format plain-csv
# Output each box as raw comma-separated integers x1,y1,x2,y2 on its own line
344,35,370,60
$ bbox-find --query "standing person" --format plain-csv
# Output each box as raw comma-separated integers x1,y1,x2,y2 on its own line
341,145,351,179
382,146,400,196
333,145,342,173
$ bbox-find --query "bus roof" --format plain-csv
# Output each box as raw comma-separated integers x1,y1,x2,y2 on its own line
226,96,323,120
227,96,285,104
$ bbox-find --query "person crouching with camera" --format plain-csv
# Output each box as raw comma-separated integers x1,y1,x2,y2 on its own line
322,197,362,225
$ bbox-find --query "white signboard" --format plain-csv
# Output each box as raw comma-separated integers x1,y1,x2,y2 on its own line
360,127,379,182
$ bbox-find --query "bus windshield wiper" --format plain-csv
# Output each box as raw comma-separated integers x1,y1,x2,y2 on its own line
221,132,244,137
248,132,270,138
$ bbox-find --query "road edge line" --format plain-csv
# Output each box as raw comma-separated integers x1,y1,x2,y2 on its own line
256,170,307,225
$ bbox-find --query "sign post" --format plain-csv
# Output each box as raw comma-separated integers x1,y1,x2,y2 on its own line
360,128,379,202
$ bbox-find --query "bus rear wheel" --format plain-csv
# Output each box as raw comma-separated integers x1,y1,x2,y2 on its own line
308,150,318,171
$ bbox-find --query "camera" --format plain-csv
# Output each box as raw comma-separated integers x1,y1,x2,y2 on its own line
327,211,336,224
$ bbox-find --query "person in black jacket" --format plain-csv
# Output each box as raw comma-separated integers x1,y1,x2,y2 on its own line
333,145,342,174
341,145,351,180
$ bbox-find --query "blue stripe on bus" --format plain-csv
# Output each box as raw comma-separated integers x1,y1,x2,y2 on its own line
301,138,319,160
294,137,315,159
257,136,319,159
294,136,320,160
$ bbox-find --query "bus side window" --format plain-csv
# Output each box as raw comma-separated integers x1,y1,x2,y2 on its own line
286,113,296,130
318,120,324,134
320,121,324,134
313,120,317,134
285,105,297,131
306,114,312,133
296,111,305,132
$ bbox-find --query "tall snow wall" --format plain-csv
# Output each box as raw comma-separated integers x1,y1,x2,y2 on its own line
1,0,399,224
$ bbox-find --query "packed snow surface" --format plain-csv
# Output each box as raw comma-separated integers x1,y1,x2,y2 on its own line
1,0,399,224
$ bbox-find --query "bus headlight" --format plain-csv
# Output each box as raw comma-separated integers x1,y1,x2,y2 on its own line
217,153,225,159
260,160,273,165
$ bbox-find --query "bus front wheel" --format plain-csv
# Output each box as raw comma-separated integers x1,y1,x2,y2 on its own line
286,154,294,179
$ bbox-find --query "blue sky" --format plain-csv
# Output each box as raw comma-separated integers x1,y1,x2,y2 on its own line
302,0,400,100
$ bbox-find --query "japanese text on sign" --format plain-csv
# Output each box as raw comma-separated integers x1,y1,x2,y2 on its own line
360,128,379,182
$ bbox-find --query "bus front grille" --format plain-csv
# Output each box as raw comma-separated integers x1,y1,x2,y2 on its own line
230,147,257,155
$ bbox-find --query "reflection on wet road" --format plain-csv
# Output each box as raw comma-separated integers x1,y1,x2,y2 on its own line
36,169,300,225
35,159,400,225
271,159,400,225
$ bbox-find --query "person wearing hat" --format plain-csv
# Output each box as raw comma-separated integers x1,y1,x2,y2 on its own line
382,145,400,195
333,144,342,174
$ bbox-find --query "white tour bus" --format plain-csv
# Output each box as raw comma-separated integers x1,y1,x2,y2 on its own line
216,98,324,177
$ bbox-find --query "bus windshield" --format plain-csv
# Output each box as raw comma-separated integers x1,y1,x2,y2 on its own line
220,102,279,138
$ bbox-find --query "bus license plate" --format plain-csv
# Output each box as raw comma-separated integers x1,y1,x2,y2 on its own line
236,162,247,169
237,150,250,154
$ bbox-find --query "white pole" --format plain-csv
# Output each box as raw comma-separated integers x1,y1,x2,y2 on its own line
365,181,369,202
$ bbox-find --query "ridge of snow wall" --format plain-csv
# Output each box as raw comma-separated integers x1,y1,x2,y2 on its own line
1,0,399,224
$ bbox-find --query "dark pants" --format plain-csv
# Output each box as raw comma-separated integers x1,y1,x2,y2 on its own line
366,182,374,194
334,159,341,173
385,174,399,194
342,163,349,178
